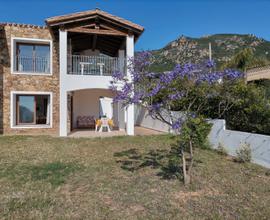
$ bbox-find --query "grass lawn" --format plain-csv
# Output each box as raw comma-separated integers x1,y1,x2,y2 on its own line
0,135,269,219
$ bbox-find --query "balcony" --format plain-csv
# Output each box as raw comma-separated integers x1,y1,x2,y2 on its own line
68,55,126,76
15,55,50,74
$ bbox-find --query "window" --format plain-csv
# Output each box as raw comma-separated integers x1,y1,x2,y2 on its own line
12,38,52,75
14,94,51,126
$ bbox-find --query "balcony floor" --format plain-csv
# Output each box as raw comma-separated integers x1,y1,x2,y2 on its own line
68,126,164,138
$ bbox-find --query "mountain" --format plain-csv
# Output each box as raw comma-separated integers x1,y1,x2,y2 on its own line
149,34,270,72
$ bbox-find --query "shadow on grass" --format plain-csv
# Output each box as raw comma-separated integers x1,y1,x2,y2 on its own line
114,147,184,180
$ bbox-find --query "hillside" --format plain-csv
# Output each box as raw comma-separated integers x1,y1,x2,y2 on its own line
150,34,270,72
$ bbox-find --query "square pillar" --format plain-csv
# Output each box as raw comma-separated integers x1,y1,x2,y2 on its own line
126,35,134,136
59,29,68,136
118,50,125,73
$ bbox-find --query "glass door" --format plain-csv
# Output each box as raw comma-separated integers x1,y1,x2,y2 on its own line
17,95,35,124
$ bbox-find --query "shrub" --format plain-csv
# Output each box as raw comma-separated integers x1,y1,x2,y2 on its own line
203,81,270,135
216,143,228,156
180,117,212,150
236,143,252,163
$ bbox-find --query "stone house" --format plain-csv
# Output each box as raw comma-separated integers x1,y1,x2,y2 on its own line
0,9,144,136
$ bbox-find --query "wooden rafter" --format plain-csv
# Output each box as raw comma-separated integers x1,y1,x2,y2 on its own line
67,27,127,36
92,34,97,50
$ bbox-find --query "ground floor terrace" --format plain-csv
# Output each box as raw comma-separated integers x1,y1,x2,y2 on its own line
69,126,164,138
65,88,151,137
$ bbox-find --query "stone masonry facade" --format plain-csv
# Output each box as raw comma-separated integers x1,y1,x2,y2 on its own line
0,24,59,135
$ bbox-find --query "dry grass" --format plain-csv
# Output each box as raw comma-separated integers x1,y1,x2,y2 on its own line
0,135,269,219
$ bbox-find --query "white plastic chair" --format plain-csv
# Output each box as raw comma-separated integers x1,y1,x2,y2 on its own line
99,117,111,132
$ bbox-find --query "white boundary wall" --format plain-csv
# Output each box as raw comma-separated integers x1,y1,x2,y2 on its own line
209,119,270,168
134,105,171,132
135,105,270,168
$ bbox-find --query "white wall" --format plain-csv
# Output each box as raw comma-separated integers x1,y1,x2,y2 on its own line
209,119,270,168
134,105,171,132
135,105,270,169
72,89,116,128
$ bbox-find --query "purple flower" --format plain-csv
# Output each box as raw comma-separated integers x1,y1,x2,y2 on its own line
172,120,182,130
131,92,143,104
133,71,141,82
148,83,163,97
168,92,184,101
149,103,163,116
112,71,125,80
160,71,175,85
146,72,157,78
206,60,215,68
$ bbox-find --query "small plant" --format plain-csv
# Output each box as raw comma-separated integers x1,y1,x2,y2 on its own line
236,142,252,163
216,143,228,156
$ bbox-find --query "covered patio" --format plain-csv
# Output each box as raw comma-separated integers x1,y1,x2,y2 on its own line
68,126,164,138
47,8,144,137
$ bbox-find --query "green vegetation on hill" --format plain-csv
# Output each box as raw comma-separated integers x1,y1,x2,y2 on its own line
150,34,270,72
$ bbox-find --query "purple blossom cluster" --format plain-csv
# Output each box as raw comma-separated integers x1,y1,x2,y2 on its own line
112,71,125,81
148,83,163,97
168,92,184,101
111,51,243,132
172,119,183,130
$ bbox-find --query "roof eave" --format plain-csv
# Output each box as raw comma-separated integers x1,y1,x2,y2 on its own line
45,9,144,36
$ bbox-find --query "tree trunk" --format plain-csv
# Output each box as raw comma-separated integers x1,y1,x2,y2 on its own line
187,140,194,184
181,149,190,185
181,139,194,185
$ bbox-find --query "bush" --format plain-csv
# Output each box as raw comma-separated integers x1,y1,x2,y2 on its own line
236,143,252,163
180,117,212,150
225,82,270,135
216,143,228,156
204,81,270,135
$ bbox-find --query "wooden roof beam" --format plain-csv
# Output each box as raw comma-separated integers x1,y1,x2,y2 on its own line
67,27,127,37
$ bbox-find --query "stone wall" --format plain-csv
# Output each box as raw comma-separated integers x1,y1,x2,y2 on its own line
0,24,59,135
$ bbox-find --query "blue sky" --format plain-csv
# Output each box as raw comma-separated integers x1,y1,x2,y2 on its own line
0,0,269,51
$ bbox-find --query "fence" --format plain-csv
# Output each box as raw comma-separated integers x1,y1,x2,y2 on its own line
68,55,125,76
16,56,50,73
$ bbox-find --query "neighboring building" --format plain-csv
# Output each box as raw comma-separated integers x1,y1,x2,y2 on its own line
0,9,144,136
246,65,270,82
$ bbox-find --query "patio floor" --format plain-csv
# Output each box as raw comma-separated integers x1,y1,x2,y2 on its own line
68,126,164,138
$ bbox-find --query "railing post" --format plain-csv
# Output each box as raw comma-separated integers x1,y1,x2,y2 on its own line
118,50,125,74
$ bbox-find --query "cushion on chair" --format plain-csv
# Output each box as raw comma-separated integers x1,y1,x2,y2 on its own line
77,116,96,128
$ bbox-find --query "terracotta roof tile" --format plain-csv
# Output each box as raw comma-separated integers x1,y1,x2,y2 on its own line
0,22,47,29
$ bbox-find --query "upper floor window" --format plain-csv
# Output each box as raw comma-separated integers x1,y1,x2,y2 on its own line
11,38,53,75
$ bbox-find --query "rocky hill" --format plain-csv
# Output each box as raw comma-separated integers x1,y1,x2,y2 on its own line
150,34,270,72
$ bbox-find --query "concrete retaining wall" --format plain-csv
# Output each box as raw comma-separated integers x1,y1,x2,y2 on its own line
209,119,270,168
134,105,171,132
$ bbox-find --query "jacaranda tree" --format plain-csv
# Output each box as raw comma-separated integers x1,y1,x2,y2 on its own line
111,51,243,185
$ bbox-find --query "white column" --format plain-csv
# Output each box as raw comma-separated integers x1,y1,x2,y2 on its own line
118,49,125,73
126,35,135,135
117,50,126,130
59,29,68,136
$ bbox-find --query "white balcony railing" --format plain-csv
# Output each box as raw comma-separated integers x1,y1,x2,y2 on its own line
16,56,50,73
68,55,126,76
